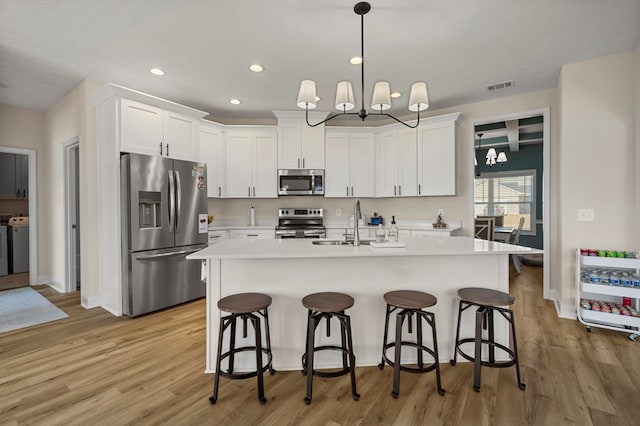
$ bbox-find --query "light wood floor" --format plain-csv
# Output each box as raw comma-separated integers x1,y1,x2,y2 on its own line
1,265,639,425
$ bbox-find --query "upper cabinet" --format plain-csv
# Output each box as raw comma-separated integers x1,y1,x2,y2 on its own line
199,121,226,198
0,153,28,200
92,84,207,162
120,98,199,161
325,129,375,197
225,127,277,198
417,113,461,196
377,127,417,197
274,111,327,170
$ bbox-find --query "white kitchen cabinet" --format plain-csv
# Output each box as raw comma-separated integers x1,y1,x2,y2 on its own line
377,127,417,197
208,230,228,245
325,129,375,198
277,119,325,169
228,229,274,239
0,153,28,199
417,113,460,196
120,98,199,161
225,128,277,198
200,121,226,198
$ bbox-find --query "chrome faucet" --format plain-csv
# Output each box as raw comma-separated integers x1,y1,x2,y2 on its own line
353,198,361,246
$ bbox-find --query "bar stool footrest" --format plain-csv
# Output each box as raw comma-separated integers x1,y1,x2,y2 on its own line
454,338,517,368
302,344,353,378
218,346,274,380
381,341,438,374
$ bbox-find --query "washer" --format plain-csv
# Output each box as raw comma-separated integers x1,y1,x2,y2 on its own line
8,216,29,274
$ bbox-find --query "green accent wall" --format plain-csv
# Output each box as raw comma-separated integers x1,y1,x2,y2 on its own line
475,143,543,249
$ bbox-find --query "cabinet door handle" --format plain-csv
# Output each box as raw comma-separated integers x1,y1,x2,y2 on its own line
253,186,256,197
248,187,251,197
16,189,20,198
418,184,421,195
159,142,163,156
218,186,221,197
298,158,300,168
166,144,169,156
347,186,349,196
351,186,354,197
394,185,397,196
302,158,305,168
399,185,402,196
22,189,26,198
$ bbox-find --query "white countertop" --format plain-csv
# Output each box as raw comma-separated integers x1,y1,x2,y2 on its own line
188,236,542,260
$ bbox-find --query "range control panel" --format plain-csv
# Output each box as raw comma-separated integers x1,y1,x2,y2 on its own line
278,208,323,218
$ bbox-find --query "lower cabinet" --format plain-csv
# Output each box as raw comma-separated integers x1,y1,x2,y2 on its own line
228,229,275,239
208,230,228,246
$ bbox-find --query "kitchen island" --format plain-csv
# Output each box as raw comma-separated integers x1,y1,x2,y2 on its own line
188,237,541,373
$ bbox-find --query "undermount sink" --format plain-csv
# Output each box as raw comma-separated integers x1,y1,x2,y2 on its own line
311,240,372,246
312,240,352,246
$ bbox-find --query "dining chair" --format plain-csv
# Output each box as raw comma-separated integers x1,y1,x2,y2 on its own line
474,218,495,241
510,217,526,273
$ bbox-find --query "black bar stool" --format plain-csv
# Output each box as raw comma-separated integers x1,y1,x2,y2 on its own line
210,292,275,405
301,292,359,404
450,287,525,392
378,290,445,398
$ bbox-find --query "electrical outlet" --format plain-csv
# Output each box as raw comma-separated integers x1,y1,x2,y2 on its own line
336,208,342,217
437,208,444,216
577,209,594,222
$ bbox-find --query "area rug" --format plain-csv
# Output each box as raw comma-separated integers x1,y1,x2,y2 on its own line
0,287,68,333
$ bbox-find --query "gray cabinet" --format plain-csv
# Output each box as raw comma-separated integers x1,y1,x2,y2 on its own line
0,153,28,199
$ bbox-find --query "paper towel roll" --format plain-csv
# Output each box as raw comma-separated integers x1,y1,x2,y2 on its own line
249,206,256,226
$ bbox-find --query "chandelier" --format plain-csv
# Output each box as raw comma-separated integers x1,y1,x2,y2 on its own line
296,2,429,128
475,133,508,177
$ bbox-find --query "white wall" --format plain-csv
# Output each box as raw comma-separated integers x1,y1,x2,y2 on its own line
636,42,640,243
0,104,45,280
44,79,103,304
558,51,637,310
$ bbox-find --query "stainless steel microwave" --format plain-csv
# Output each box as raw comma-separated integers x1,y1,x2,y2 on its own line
278,169,324,196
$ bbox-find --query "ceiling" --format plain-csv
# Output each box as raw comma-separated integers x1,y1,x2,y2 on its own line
1,0,639,124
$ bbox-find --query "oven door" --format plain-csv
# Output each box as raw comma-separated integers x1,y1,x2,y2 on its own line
275,229,325,239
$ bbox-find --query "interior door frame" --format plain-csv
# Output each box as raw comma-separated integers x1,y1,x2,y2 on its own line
469,107,551,300
64,138,80,293
0,146,38,285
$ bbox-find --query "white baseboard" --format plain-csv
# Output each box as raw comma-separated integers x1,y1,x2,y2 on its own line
36,275,66,293
81,294,101,309
549,288,577,319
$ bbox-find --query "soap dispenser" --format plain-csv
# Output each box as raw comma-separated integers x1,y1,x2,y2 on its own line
389,215,399,242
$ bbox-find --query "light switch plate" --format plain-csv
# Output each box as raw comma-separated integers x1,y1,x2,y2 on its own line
577,209,594,221
336,208,341,217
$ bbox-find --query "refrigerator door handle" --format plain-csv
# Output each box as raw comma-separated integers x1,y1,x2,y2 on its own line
175,170,182,233
168,170,175,232
136,249,200,260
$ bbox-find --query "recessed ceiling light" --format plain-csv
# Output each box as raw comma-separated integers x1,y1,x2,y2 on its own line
390,92,401,98
350,56,363,65
149,68,166,76
230,99,241,105
249,64,264,72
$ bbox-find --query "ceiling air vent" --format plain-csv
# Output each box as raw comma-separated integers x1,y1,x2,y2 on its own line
487,80,514,91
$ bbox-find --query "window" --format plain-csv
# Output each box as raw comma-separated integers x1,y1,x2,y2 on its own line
474,170,536,233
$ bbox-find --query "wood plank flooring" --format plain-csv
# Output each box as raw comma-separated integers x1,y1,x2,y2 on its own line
0,272,29,291
1,264,639,425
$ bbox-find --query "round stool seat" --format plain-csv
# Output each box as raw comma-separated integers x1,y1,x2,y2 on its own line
302,292,354,312
384,290,437,310
218,293,272,314
458,287,514,306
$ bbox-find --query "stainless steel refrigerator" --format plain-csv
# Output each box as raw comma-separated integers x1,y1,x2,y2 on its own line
121,153,208,317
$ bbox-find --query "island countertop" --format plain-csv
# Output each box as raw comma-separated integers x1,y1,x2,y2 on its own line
187,236,541,260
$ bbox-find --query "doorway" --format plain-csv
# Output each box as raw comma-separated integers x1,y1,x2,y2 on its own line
470,108,551,300
65,142,81,292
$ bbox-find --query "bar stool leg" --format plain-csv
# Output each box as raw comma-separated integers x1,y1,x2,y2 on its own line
251,314,267,404
427,311,445,396
392,311,405,398
473,306,486,392
378,304,392,370
416,311,424,369
228,315,237,374
210,316,228,404
340,311,349,371
450,299,465,366
262,308,276,375
509,309,526,390
343,314,360,401
487,308,496,364
304,312,316,404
